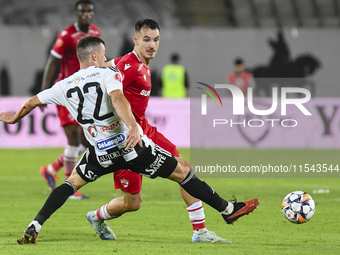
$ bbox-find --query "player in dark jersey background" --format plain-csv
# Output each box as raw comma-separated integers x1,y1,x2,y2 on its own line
39,0,100,199
94,18,230,243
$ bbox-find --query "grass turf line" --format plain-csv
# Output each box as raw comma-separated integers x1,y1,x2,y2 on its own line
0,148,339,255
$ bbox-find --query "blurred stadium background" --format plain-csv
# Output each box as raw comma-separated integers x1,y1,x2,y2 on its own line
0,0,340,97
0,0,340,148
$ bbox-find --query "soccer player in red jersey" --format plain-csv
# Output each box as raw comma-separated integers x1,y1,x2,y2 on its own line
39,0,100,199
88,19,230,243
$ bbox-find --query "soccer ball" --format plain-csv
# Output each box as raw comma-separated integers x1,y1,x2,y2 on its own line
281,191,315,224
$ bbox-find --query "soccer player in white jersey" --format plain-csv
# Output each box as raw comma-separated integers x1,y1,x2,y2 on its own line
0,36,259,244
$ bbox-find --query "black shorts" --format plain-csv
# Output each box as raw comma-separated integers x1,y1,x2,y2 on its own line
76,140,178,182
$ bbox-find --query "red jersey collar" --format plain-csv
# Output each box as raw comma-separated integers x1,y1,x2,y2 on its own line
132,51,150,69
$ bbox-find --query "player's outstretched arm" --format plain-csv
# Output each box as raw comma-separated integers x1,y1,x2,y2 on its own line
0,96,42,124
109,89,142,150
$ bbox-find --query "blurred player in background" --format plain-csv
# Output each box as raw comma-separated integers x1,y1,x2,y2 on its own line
227,57,255,96
88,18,230,243
39,0,100,199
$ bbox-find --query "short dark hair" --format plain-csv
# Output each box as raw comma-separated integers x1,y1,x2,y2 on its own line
75,0,93,10
76,36,105,61
234,57,244,65
171,53,180,62
135,18,160,33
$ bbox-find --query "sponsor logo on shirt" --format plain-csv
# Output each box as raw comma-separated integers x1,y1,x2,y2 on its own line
96,133,126,150
99,121,120,132
98,148,133,162
89,29,100,36
140,90,151,96
120,178,129,188
55,38,64,47
124,64,131,70
75,77,81,84
85,72,100,78
144,154,167,176
88,126,98,137
115,73,122,83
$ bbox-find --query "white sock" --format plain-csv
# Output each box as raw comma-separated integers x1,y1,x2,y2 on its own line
95,204,120,221
78,144,86,156
47,164,57,175
64,145,78,179
29,220,42,233
221,202,234,215
193,228,207,234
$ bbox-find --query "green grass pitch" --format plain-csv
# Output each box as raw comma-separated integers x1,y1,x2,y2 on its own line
0,148,339,255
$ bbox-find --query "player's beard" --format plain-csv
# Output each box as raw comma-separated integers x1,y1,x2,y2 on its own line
146,50,156,59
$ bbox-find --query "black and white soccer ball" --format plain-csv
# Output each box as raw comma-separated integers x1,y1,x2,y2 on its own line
281,191,315,224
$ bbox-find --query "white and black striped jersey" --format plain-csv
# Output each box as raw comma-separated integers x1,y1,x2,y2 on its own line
37,66,144,167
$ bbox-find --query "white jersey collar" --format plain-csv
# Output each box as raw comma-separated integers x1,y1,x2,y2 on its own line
74,22,89,35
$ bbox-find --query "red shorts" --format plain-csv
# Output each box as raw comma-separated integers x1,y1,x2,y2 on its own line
114,118,179,193
56,105,79,127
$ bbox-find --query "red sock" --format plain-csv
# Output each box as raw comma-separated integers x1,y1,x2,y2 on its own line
51,153,64,173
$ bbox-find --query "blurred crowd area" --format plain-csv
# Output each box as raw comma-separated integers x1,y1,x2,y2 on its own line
1,0,340,97
1,0,340,28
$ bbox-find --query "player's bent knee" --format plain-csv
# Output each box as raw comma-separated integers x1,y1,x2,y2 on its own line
168,163,190,183
174,156,193,174
175,156,190,169
67,169,88,189
123,192,142,212
127,200,141,211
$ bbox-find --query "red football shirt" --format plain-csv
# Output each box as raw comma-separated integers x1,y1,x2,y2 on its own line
227,72,254,96
51,22,100,82
112,51,151,124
